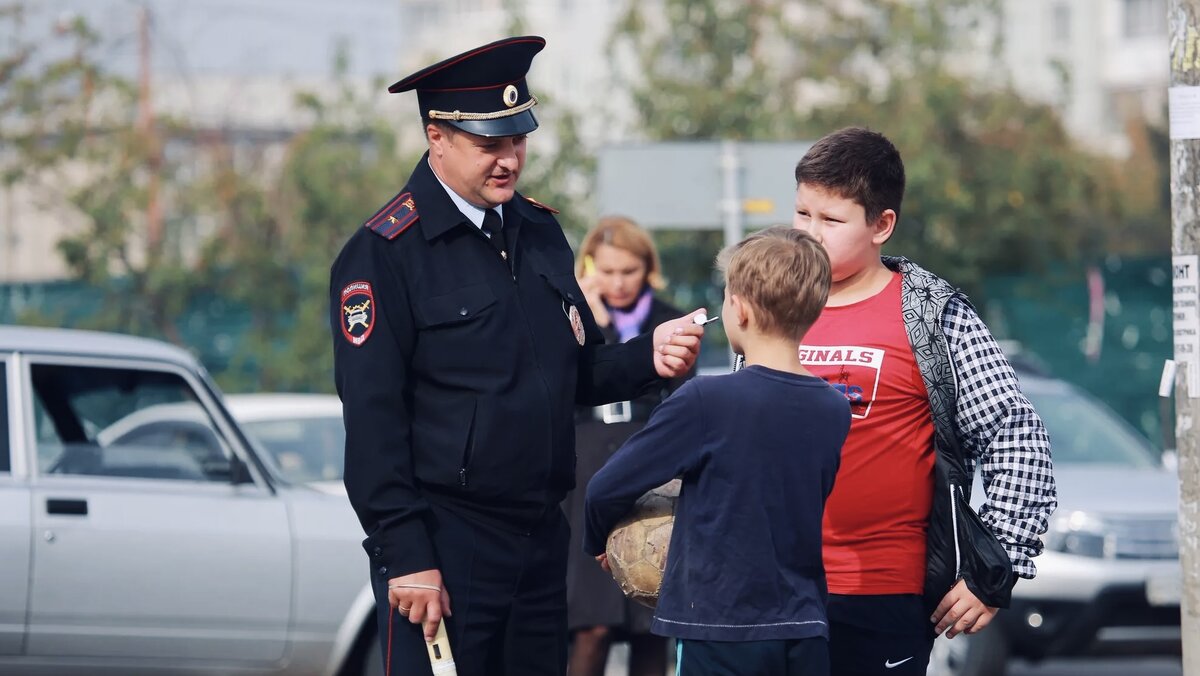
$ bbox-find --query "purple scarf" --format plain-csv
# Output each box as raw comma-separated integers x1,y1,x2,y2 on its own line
609,289,653,343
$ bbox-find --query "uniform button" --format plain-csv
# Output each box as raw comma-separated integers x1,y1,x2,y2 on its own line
378,566,388,576
566,292,575,301
459,307,468,316
373,547,382,557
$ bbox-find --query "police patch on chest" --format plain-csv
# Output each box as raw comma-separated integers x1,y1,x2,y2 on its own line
567,304,585,346
340,281,376,346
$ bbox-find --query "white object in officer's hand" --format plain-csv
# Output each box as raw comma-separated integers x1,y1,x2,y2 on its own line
693,314,719,326
426,620,457,674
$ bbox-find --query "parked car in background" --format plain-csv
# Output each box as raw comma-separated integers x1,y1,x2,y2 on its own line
225,394,345,494
929,366,1180,676
0,326,380,675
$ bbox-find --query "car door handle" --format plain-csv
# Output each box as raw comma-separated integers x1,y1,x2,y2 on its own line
46,498,88,516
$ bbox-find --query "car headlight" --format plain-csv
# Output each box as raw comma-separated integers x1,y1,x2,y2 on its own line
1043,510,1111,558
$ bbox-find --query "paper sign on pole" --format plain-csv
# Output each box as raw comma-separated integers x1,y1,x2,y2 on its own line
1173,254,1200,397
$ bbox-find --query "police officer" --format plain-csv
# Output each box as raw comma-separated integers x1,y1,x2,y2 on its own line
330,36,704,676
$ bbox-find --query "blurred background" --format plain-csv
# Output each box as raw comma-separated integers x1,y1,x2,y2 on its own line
0,1,1184,674
0,0,1173,448
0,0,1174,450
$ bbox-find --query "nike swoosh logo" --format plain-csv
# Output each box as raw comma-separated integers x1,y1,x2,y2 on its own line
885,657,914,669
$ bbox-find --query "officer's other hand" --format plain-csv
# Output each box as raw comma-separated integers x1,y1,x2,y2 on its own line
652,309,705,378
595,552,611,572
931,579,997,638
388,568,453,642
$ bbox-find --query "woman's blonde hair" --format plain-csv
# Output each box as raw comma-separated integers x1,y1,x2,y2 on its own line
575,215,665,290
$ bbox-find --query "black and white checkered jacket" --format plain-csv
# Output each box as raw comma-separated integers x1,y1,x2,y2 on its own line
886,256,1057,611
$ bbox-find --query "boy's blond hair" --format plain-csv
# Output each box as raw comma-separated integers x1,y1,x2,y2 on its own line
717,227,830,341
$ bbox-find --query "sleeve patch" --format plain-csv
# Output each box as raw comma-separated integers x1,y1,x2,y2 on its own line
365,192,419,240
340,281,376,346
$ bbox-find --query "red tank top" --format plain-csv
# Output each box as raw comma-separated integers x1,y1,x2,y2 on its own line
800,272,935,595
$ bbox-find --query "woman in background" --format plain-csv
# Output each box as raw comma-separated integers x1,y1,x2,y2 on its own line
565,215,694,676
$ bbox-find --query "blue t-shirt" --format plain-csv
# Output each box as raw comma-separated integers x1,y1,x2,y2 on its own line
583,365,850,642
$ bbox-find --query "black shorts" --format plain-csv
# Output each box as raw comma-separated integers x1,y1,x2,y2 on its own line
676,636,828,676
827,594,935,676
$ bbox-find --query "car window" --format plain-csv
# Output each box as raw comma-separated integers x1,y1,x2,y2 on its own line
1022,378,1158,468
0,362,8,473
242,416,344,483
31,363,235,482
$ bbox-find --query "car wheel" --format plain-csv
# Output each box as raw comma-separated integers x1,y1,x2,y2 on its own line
359,644,385,676
342,626,385,676
927,627,1008,676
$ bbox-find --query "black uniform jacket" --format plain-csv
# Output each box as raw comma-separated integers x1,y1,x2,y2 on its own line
330,155,661,579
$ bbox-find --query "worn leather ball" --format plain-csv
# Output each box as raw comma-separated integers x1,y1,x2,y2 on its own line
604,479,680,608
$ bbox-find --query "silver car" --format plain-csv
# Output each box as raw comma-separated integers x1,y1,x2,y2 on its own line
0,326,381,675
930,367,1180,676
224,394,346,494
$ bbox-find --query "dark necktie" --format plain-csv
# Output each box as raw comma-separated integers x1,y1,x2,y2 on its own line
481,209,507,260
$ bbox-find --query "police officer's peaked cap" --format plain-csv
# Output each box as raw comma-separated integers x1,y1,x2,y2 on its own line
389,36,546,138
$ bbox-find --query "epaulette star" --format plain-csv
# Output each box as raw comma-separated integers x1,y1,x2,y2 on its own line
364,191,419,240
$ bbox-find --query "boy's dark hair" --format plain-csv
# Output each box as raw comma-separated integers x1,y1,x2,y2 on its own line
794,127,905,223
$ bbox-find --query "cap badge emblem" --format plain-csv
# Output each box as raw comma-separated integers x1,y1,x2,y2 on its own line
502,84,519,108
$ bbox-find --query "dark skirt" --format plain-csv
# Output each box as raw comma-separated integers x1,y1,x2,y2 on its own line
564,418,658,634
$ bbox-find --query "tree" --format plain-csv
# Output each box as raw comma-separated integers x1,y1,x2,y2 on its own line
819,73,1126,293
610,0,1139,295
0,11,405,392
1,5,107,184
1,4,210,342
610,0,807,141
518,104,596,244
214,64,415,393
2,4,603,393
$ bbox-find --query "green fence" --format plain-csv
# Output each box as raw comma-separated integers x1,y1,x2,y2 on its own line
983,255,1171,449
0,281,253,378
2,255,1173,448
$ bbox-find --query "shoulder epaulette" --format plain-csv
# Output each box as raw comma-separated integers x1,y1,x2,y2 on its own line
364,191,419,240
523,195,560,215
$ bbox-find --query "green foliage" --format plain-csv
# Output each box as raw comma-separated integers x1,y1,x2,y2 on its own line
519,103,596,244
611,0,999,141
611,0,803,140
822,75,1126,295
5,0,1171,402
215,72,415,394
2,13,421,393
1,3,208,343
0,5,112,184
2,5,598,393
610,0,1151,297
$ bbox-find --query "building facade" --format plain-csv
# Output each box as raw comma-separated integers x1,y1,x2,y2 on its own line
396,0,1169,156
999,0,1167,156
1,0,1168,282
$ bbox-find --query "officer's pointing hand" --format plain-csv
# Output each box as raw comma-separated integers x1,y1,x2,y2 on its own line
388,568,453,642
652,308,705,378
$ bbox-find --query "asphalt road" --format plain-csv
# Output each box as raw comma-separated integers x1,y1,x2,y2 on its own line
1007,657,1181,675
602,644,1182,675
